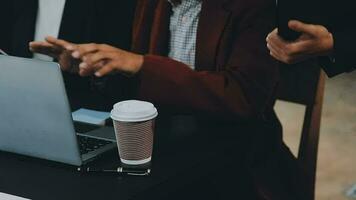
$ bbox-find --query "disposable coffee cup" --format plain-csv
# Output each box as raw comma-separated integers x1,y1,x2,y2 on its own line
111,100,158,167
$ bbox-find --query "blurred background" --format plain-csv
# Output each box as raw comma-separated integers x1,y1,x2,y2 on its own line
275,72,356,200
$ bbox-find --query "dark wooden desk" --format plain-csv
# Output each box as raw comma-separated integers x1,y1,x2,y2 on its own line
0,129,227,200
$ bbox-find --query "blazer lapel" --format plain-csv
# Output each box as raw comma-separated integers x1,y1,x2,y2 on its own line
132,0,160,54
132,0,232,62
132,0,171,56
195,0,232,71
148,0,171,56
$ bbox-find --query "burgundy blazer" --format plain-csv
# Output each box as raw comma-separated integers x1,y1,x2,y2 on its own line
129,0,309,199
132,0,279,121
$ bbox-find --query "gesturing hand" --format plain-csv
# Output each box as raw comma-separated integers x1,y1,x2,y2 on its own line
72,44,144,77
41,38,144,77
266,20,334,64
29,36,80,73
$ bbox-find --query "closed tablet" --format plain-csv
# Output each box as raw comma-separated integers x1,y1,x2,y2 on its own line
277,0,324,41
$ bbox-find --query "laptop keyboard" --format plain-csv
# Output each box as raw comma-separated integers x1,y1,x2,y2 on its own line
77,135,113,155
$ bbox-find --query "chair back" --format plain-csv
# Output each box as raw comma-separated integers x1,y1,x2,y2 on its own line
277,60,326,200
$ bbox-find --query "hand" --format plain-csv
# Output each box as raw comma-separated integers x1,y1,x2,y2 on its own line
68,43,144,77
29,36,79,73
266,20,334,64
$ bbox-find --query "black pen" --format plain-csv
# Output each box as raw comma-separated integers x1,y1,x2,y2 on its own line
78,167,151,176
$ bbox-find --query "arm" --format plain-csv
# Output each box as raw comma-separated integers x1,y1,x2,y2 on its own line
136,0,278,119
135,1,278,119
319,29,356,76
42,0,278,120
121,1,277,119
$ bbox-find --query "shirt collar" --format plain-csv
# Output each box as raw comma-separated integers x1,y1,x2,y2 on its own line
168,0,201,7
169,0,181,7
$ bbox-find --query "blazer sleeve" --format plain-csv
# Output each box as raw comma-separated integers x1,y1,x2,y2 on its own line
319,30,356,77
135,1,278,120
319,7,356,77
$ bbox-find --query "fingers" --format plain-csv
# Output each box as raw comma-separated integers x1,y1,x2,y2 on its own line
29,41,51,52
45,36,74,50
269,51,284,62
71,44,116,59
45,37,102,60
267,29,288,55
268,44,303,64
79,51,118,77
269,46,301,64
79,65,96,77
79,59,106,76
30,41,54,50
288,20,319,36
94,64,115,77
71,44,101,59
267,42,285,59
83,51,118,67
287,40,313,55
29,41,61,58
79,61,114,77
269,42,311,64
267,29,292,62
268,42,291,63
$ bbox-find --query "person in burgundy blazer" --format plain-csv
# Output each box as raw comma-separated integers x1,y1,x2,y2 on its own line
0,0,137,111
30,0,308,199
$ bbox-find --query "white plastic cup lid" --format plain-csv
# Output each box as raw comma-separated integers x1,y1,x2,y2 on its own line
111,100,158,122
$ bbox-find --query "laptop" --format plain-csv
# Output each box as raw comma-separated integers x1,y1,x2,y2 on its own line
0,55,116,166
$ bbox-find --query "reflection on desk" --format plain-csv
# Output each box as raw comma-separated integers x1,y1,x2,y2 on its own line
0,192,29,200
